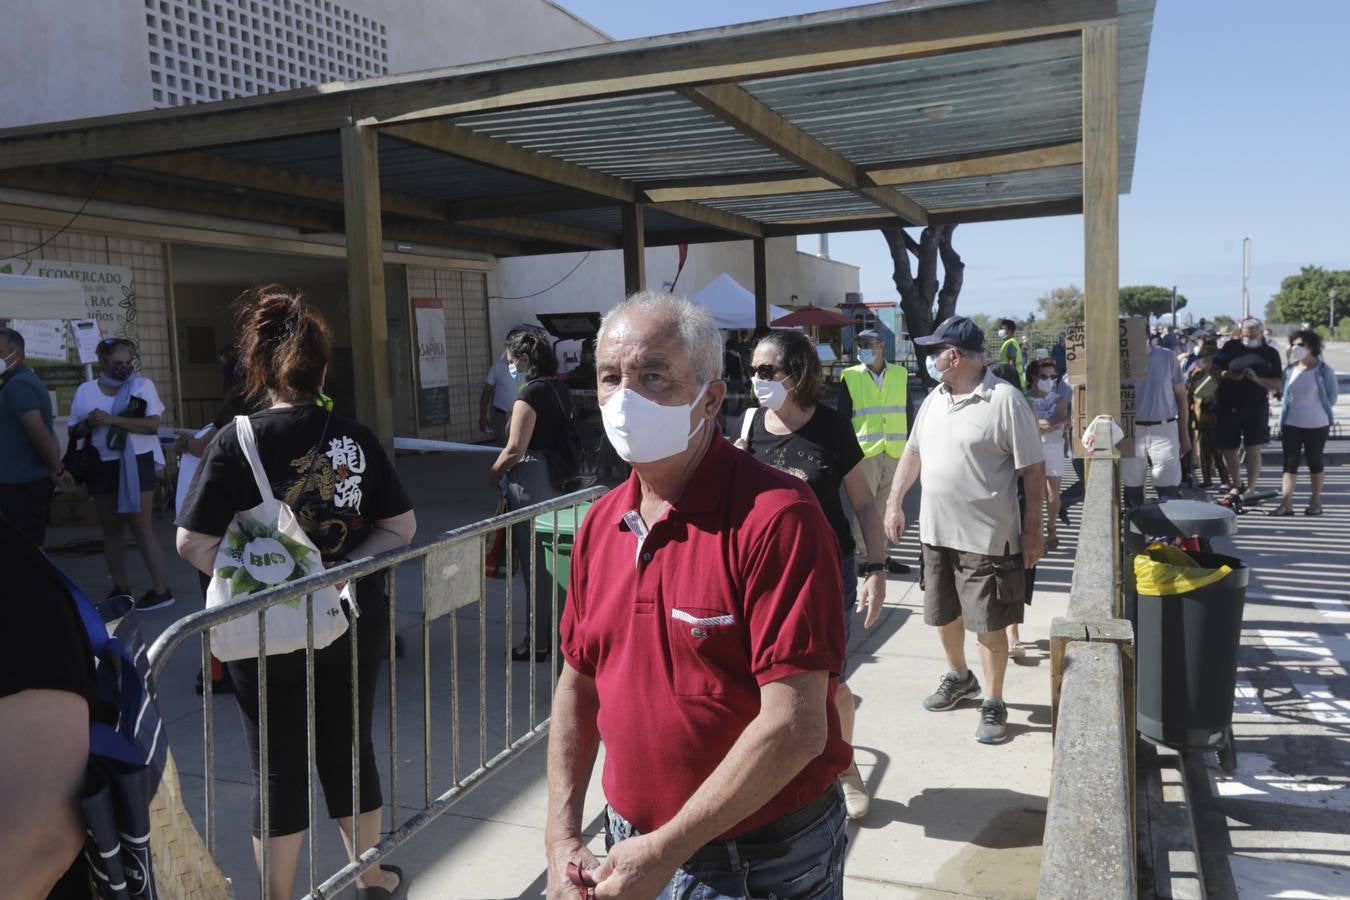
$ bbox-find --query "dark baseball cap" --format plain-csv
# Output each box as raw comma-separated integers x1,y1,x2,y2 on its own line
913,316,985,353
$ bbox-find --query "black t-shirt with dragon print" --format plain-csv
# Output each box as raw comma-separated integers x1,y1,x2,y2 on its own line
177,405,411,560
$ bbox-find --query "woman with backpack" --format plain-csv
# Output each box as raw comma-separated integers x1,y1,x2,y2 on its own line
176,286,415,900
490,329,574,662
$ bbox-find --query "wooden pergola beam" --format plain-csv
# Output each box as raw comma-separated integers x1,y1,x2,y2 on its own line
0,167,339,233
684,83,928,225
641,142,1085,202
388,121,763,239
758,198,1083,236
0,0,1113,170
125,151,618,251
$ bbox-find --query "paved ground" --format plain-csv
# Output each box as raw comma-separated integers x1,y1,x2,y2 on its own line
49,439,1076,900
1173,467,1350,900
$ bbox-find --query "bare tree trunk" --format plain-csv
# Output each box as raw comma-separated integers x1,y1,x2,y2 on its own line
880,223,964,385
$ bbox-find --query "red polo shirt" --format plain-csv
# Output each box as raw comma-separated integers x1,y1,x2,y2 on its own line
560,435,851,839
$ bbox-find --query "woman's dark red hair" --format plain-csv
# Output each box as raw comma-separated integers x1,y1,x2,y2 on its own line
234,284,330,404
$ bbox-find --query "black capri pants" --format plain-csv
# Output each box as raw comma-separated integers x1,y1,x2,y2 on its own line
227,577,390,837
1281,424,1330,475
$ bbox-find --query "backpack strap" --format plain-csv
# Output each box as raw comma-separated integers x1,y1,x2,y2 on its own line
739,407,766,445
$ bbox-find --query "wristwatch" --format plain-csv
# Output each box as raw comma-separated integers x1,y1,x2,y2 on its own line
859,562,887,575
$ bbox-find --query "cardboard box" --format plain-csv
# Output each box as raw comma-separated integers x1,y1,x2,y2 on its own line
1065,316,1148,385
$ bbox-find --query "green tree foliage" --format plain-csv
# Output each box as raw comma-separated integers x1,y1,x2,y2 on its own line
1034,284,1085,335
1270,266,1350,327
1120,285,1187,318
1214,314,1236,331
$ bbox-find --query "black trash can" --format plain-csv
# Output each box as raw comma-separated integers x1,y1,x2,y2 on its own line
1123,499,1237,625
1134,544,1248,771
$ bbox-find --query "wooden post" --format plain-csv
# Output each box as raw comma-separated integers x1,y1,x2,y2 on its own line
621,203,645,296
753,237,769,329
341,124,393,452
1082,22,1120,442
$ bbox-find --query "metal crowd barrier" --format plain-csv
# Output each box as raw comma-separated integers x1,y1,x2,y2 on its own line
1040,458,1136,898
148,486,606,899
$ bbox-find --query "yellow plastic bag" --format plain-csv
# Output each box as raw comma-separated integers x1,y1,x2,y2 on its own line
1134,543,1233,596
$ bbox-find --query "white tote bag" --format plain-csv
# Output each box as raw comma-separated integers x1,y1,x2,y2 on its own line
205,415,348,661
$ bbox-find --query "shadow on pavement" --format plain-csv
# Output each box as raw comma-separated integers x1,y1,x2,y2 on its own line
856,787,1047,849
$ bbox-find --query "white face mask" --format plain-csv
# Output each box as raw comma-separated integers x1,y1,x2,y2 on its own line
600,381,710,464
1036,377,1056,393
751,376,792,411
998,329,1009,339
0,350,15,376
507,361,520,378
1289,345,1309,362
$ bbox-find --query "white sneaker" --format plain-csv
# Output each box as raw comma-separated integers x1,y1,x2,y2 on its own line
839,765,869,820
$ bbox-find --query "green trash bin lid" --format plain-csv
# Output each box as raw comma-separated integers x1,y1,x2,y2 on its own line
1128,499,1236,539
534,502,592,537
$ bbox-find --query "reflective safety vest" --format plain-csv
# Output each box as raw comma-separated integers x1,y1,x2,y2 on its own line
999,337,1026,385
841,364,909,459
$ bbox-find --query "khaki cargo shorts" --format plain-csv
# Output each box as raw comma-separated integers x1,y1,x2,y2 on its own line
920,544,1025,634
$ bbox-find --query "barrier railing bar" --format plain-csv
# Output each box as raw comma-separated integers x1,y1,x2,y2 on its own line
504,523,514,749
305,594,317,898
200,631,216,858
313,722,552,898
349,579,361,865
258,608,270,900
144,487,606,900
386,568,398,837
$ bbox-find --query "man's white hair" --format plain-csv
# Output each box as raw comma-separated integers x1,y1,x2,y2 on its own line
598,291,723,383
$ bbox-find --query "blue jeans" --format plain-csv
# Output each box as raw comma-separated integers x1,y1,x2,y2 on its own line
605,792,847,900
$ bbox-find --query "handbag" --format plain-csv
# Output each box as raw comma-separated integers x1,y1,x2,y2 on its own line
63,434,101,485
204,414,348,661
540,380,597,492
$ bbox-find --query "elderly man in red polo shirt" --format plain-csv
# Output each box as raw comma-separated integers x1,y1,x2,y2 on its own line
546,292,852,900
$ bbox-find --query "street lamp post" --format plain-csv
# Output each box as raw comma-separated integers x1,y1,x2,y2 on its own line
1241,236,1252,320
1332,288,1338,333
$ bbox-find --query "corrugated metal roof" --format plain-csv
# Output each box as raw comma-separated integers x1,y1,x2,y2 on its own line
454,94,798,182
0,0,1157,252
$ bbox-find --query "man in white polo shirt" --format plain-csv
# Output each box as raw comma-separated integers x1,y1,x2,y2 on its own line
479,330,523,445
884,316,1046,744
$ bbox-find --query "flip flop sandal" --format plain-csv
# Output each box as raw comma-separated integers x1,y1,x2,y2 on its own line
1267,505,1294,517
1305,505,1324,516
356,864,404,900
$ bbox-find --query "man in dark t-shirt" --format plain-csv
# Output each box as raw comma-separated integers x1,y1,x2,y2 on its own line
1211,318,1284,499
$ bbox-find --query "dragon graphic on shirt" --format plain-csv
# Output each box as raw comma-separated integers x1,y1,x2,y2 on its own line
281,433,368,557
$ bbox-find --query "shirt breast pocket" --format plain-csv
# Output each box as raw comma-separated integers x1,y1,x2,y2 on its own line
668,607,743,697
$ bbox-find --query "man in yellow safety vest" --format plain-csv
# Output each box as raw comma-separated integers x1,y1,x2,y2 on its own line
838,329,911,574
997,319,1025,386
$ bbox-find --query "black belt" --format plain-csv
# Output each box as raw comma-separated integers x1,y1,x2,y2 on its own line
1135,418,1177,426
684,787,841,866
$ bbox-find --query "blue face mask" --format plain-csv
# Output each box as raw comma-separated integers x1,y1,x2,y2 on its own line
925,354,941,382
508,362,519,378
858,348,876,366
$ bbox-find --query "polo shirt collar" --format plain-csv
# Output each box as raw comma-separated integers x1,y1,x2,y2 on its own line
613,432,732,530
938,366,996,403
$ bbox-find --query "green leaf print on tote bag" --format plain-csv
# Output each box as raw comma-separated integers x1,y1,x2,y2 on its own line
205,415,348,661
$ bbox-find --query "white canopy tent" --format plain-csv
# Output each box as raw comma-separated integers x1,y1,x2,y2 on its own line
689,273,790,330
0,272,88,320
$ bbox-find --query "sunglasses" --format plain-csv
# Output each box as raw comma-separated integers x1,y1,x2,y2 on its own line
751,364,785,380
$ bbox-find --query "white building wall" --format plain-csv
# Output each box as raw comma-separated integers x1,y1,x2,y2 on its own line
370,0,605,71
1,4,150,127
490,239,860,351
2,0,605,127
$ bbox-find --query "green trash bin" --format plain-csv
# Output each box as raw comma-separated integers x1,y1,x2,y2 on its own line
534,502,591,595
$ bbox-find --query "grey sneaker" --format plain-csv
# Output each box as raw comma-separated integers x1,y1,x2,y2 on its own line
975,700,1009,744
922,670,981,711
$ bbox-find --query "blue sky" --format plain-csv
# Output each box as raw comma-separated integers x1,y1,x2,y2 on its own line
561,0,1350,323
